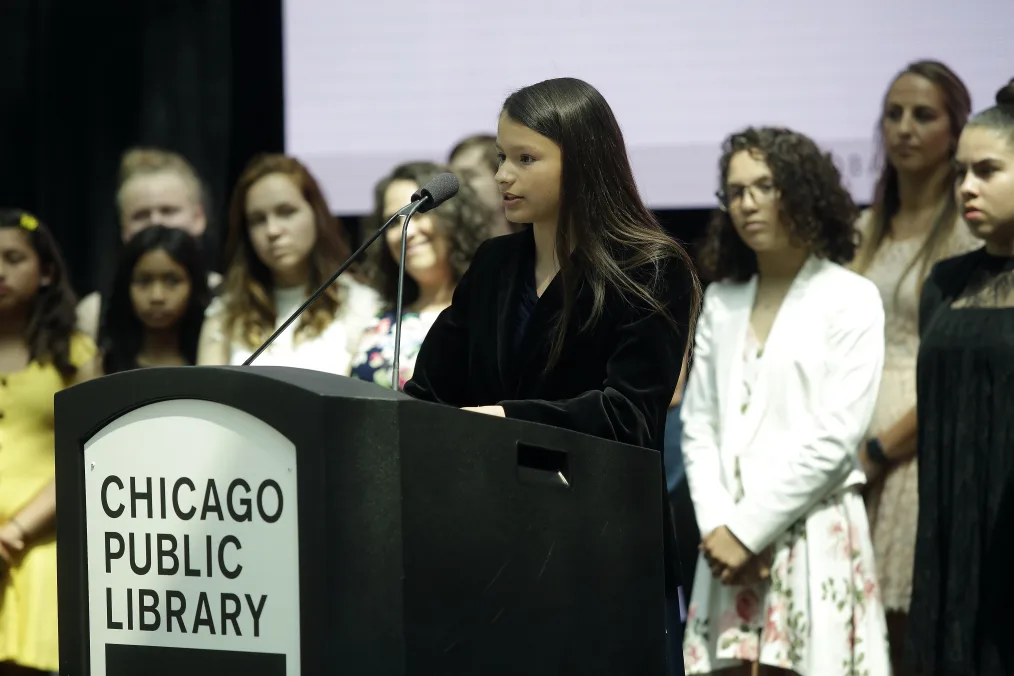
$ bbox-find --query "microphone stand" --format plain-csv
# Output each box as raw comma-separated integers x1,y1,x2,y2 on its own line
242,201,420,368
390,199,426,392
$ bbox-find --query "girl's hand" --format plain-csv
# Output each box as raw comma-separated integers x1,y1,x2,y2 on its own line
461,406,506,418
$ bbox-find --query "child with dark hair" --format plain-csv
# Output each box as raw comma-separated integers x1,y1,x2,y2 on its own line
681,128,890,674
0,209,100,674
99,225,210,375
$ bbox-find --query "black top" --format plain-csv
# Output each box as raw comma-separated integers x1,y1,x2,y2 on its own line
404,226,695,452
404,227,696,607
908,247,1014,676
513,251,539,356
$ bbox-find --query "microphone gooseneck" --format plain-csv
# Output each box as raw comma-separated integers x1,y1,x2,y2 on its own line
391,173,460,390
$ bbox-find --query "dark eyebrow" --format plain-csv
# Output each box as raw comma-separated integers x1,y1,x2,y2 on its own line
726,175,773,188
498,143,540,155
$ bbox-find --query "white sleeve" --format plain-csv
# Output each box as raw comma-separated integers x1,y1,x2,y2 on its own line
725,286,885,553
680,286,739,537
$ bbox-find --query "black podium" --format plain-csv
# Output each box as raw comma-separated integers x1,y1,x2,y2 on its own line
56,366,667,675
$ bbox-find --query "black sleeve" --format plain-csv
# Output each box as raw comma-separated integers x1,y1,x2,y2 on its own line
499,260,694,449
918,263,947,338
402,245,483,407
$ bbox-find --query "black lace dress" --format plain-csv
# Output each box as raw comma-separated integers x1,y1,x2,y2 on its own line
908,248,1014,675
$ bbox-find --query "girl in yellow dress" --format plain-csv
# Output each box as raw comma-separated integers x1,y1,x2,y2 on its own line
0,209,99,675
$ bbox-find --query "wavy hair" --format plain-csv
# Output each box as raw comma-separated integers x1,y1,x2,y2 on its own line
362,162,495,307
221,154,352,349
0,209,78,378
699,127,859,282
502,78,701,367
100,225,210,374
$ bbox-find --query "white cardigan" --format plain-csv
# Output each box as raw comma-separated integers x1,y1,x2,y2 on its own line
680,256,885,554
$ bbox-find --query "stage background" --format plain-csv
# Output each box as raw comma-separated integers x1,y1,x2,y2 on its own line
2,0,1013,297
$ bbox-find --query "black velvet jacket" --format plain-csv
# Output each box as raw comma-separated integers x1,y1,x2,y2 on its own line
404,227,695,453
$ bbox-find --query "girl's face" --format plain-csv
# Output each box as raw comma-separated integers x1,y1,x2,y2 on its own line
955,126,1014,248
119,171,206,242
494,112,562,228
382,179,453,289
130,248,192,331
245,172,318,286
0,227,45,317
881,73,954,175
725,150,791,254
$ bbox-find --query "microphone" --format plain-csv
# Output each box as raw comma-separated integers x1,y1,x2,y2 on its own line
392,173,459,389
243,172,460,380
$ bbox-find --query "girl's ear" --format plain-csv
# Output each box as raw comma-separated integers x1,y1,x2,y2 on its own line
40,263,54,287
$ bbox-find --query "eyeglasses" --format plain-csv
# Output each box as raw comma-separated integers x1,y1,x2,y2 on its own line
715,182,777,212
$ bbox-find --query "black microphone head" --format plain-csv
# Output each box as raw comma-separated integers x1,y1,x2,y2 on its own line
411,172,459,213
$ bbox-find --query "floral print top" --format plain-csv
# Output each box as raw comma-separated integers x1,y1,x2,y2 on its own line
349,309,441,389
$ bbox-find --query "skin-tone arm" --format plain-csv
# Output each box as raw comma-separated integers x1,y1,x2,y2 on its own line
0,356,101,563
196,313,230,366
669,353,689,408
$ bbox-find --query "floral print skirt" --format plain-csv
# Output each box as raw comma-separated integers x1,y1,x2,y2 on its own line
683,489,892,675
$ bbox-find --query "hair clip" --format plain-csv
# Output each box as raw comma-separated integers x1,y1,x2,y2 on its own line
19,213,39,231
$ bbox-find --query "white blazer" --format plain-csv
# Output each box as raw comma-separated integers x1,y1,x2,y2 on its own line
680,256,885,554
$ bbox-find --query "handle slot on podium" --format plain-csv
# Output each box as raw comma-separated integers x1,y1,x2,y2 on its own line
516,442,570,488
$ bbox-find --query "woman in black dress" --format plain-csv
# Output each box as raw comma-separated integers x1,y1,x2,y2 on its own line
908,78,1014,675
404,77,701,674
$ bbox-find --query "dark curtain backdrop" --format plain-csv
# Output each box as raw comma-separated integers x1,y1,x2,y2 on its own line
0,0,284,298
0,0,709,300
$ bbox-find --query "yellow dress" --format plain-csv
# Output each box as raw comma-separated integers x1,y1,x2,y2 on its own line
0,333,96,671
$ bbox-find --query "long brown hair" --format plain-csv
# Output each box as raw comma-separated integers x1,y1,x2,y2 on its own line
0,209,79,379
501,78,701,368
853,61,971,284
221,154,351,349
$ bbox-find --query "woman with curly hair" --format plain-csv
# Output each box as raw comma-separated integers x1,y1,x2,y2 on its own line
680,127,890,675
0,209,100,674
197,154,380,373
350,162,496,388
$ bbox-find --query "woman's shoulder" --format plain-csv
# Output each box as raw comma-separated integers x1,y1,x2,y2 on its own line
808,259,883,314
855,207,875,237
927,246,984,287
339,275,383,318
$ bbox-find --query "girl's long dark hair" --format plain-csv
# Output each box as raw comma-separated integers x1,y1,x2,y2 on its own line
502,78,701,366
100,225,210,374
0,209,79,379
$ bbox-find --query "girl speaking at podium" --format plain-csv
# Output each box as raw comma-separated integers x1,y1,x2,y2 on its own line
405,76,699,469
404,78,701,671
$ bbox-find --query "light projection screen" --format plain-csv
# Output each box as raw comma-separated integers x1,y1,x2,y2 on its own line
283,0,1014,213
